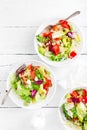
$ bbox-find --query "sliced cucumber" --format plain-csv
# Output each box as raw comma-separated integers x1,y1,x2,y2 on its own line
62,36,72,47
76,102,86,122
38,46,45,55
84,121,87,130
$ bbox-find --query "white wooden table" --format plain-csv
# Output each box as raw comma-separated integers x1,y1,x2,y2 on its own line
0,0,87,129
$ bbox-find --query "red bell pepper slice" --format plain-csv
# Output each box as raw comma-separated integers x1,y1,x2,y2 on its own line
69,51,77,59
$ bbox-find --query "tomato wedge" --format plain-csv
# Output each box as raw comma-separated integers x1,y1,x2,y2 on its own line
81,97,87,104
43,84,49,92
43,32,49,37
59,19,70,30
47,78,52,87
62,23,70,30
59,20,67,24
54,38,61,41
71,90,79,97
30,70,35,80
82,89,87,97
67,98,72,103
43,32,53,39
34,66,40,70
43,78,52,91
27,64,36,80
52,25,58,31
27,64,33,71
22,76,27,84
52,44,60,55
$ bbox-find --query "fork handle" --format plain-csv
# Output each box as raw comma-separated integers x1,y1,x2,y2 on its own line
65,11,80,21
1,88,12,105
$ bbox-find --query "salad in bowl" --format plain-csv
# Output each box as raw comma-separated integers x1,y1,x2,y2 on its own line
35,19,82,66
7,60,56,109
59,87,87,130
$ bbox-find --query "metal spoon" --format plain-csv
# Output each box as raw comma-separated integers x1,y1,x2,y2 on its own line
1,64,26,105
43,11,80,32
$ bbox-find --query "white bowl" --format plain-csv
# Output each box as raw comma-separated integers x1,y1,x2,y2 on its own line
58,86,87,130
34,19,83,67
7,60,56,109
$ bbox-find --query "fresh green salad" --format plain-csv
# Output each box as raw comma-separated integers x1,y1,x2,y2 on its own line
36,20,81,61
62,88,87,130
10,64,52,105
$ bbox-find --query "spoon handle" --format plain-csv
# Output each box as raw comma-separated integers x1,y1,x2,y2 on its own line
65,11,80,21
1,88,12,105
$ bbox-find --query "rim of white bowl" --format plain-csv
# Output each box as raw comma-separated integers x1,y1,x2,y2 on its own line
34,18,83,67
7,60,56,109
58,86,87,130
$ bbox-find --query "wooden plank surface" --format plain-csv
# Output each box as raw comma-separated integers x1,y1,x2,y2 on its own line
0,0,86,54
0,54,87,108
0,108,64,130
0,0,87,130
0,26,86,54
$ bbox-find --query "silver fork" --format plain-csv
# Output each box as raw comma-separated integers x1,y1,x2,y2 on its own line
43,11,80,32
1,64,26,105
